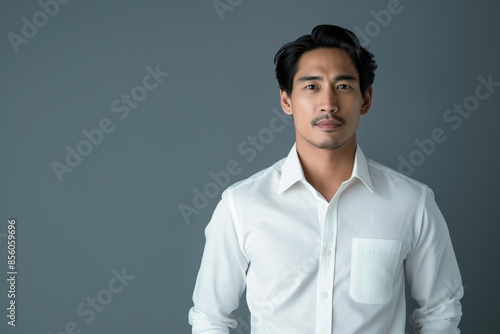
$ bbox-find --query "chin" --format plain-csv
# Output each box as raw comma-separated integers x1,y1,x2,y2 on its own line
314,140,344,150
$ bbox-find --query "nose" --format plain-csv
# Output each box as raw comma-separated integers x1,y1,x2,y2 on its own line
320,87,338,113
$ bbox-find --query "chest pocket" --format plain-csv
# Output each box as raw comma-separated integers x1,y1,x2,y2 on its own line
349,238,402,304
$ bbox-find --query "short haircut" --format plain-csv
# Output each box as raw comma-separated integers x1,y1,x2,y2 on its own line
274,24,377,97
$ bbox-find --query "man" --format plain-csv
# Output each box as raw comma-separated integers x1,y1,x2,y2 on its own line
188,24,463,333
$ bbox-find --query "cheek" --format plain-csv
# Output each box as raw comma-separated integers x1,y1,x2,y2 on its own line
292,94,317,112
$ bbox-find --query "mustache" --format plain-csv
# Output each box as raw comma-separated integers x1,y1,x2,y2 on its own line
311,114,345,126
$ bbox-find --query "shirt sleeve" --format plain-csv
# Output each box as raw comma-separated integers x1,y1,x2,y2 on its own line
405,187,464,334
188,189,249,334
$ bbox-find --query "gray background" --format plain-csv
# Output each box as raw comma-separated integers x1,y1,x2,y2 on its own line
1,0,499,333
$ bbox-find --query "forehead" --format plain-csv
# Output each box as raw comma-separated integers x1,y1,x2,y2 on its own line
295,47,358,79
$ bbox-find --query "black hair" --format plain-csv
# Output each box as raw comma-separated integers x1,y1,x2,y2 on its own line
274,24,377,97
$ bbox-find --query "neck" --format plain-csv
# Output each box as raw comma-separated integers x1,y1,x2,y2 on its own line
296,138,357,202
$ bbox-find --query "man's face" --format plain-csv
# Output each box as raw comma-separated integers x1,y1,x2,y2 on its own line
280,47,372,151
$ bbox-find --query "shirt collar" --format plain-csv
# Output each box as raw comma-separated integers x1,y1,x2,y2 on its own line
277,143,374,194
352,145,374,193
277,144,305,194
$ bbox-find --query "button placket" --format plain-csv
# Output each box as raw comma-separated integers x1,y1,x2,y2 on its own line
315,201,336,333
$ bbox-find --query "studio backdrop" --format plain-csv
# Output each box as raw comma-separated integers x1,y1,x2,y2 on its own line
0,0,499,333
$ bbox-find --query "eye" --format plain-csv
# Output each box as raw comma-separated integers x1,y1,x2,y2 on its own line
337,84,351,90
305,84,318,90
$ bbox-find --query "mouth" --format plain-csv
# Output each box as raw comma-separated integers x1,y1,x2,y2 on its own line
315,118,343,131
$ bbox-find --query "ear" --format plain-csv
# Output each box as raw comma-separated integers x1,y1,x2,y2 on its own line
360,86,373,115
279,89,293,115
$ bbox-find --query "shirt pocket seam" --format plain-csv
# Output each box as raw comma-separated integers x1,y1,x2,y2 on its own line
349,237,402,305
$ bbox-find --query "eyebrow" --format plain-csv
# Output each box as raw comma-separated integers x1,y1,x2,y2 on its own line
297,74,358,82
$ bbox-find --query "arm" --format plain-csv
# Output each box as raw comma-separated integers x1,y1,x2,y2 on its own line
405,187,464,334
188,190,249,334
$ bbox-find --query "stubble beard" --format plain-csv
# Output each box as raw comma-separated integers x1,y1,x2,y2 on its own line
309,114,348,150
312,138,345,150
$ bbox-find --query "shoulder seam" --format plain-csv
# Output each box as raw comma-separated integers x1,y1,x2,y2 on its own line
367,158,427,189
227,158,285,192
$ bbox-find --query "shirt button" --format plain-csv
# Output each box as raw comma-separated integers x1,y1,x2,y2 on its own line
322,292,329,299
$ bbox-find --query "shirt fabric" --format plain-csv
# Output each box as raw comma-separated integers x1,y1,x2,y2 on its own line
188,144,463,334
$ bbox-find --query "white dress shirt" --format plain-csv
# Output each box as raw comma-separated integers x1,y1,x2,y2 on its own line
188,144,463,333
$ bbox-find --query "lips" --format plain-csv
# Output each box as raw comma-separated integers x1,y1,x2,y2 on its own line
315,118,343,130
